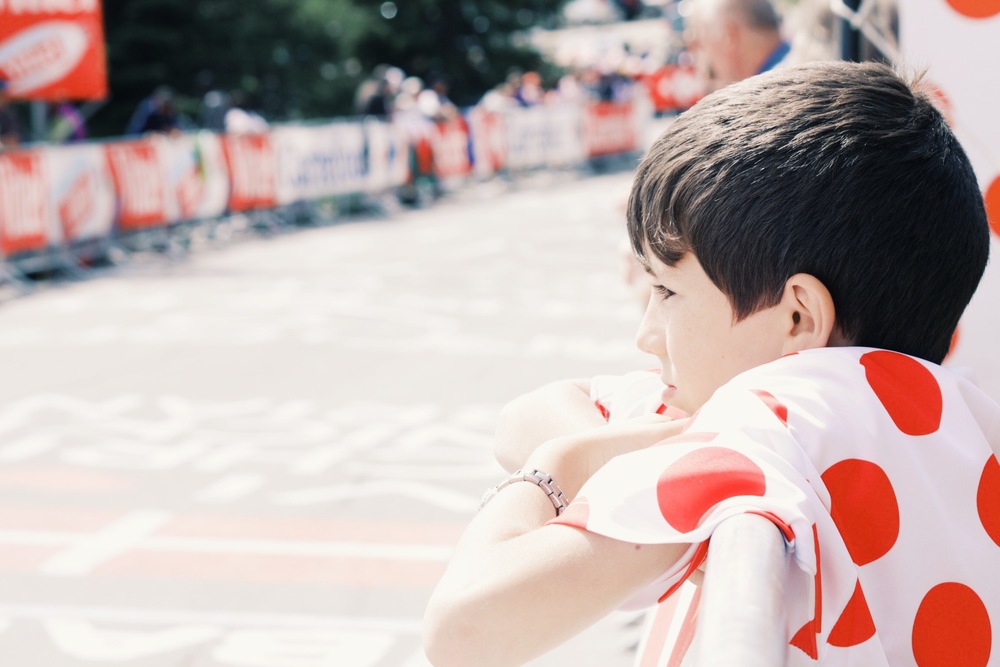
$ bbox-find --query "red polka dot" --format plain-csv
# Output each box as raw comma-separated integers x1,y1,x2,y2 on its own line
860,351,942,436
977,455,1000,548
790,620,819,660
551,498,589,530
986,177,1000,238
821,459,899,565
946,0,1000,18
752,389,789,426
594,400,610,421
656,447,766,533
828,580,876,647
912,582,992,667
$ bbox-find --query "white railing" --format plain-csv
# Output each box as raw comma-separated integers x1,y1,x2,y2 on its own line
693,513,790,667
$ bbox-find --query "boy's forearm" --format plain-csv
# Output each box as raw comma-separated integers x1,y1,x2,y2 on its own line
493,378,606,472
424,444,684,667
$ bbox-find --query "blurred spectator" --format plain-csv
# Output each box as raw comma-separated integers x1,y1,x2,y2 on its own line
592,63,635,102
554,72,587,104
514,71,545,107
126,86,182,135
393,75,441,205
0,77,21,150
355,64,403,119
478,77,519,112
201,89,230,132
393,75,429,126
224,91,268,134
618,0,789,307
418,74,458,122
683,0,789,91
783,0,839,65
48,101,87,143
613,0,643,20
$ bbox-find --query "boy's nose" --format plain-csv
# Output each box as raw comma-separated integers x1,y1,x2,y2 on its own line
635,297,665,358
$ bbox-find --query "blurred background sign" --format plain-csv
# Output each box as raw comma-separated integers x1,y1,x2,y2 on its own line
0,0,108,101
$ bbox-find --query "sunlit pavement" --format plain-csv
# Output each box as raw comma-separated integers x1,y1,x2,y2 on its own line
0,169,653,667
3,147,998,666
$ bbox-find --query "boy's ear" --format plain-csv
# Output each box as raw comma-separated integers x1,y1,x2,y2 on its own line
780,273,838,354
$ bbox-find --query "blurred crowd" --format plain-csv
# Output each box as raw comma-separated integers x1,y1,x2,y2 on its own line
354,63,645,126
349,0,892,126
0,0,896,154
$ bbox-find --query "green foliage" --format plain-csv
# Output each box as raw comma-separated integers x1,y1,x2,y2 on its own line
91,0,567,138
352,0,566,106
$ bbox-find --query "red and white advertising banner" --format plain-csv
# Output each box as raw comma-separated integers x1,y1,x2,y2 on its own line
504,104,585,171
271,123,367,205
364,118,410,191
431,117,471,182
104,137,174,231
640,65,705,114
467,107,507,179
161,131,230,222
898,0,1000,396
0,0,108,100
582,101,640,157
0,149,52,255
221,132,278,212
44,142,115,243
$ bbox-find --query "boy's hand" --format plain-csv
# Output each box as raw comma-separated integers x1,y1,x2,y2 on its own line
524,415,690,501
494,379,606,472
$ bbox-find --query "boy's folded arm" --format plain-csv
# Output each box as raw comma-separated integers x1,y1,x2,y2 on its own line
493,378,605,472
426,420,691,667
423,481,686,667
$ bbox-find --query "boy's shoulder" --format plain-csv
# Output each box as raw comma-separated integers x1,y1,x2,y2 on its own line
697,347,1000,452
724,347,952,396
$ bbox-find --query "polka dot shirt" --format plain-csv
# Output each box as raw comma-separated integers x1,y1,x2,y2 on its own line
558,347,1000,666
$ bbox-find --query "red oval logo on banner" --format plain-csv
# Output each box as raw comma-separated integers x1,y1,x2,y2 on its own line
0,22,88,95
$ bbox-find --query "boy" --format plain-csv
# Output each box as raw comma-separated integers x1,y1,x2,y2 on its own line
423,61,997,666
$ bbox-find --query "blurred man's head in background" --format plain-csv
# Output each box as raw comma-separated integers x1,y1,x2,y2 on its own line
684,0,786,91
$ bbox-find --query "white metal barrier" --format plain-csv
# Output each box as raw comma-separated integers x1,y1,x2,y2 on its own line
693,513,790,667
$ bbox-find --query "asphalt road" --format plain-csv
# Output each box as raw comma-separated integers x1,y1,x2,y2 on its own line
0,170,654,667
1,165,997,667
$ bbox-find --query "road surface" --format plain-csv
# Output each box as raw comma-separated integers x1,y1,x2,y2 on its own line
0,170,652,667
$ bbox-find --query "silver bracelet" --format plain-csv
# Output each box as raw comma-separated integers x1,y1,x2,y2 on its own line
478,468,569,516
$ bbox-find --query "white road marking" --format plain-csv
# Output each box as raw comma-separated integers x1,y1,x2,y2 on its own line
195,473,266,502
274,481,478,513
0,434,59,462
212,627,395,667
46,619,222,661
38,511,174,576
0,604,422,633
0,530,454,561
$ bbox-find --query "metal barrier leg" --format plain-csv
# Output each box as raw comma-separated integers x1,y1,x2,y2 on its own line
693,513,790,667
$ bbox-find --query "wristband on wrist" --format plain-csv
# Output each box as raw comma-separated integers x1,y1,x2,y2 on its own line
478,468,569,516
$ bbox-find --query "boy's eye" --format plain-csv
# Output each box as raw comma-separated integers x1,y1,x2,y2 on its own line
654,285,675,300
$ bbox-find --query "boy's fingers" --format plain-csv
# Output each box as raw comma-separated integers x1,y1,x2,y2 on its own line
661,406,688,420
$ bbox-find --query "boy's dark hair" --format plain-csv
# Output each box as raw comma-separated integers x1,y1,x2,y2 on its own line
627,60,989,363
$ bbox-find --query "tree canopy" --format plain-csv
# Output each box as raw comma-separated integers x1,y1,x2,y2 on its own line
91,0,567,137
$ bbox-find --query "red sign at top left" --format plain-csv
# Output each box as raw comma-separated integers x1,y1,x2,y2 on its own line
0,0,108,101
